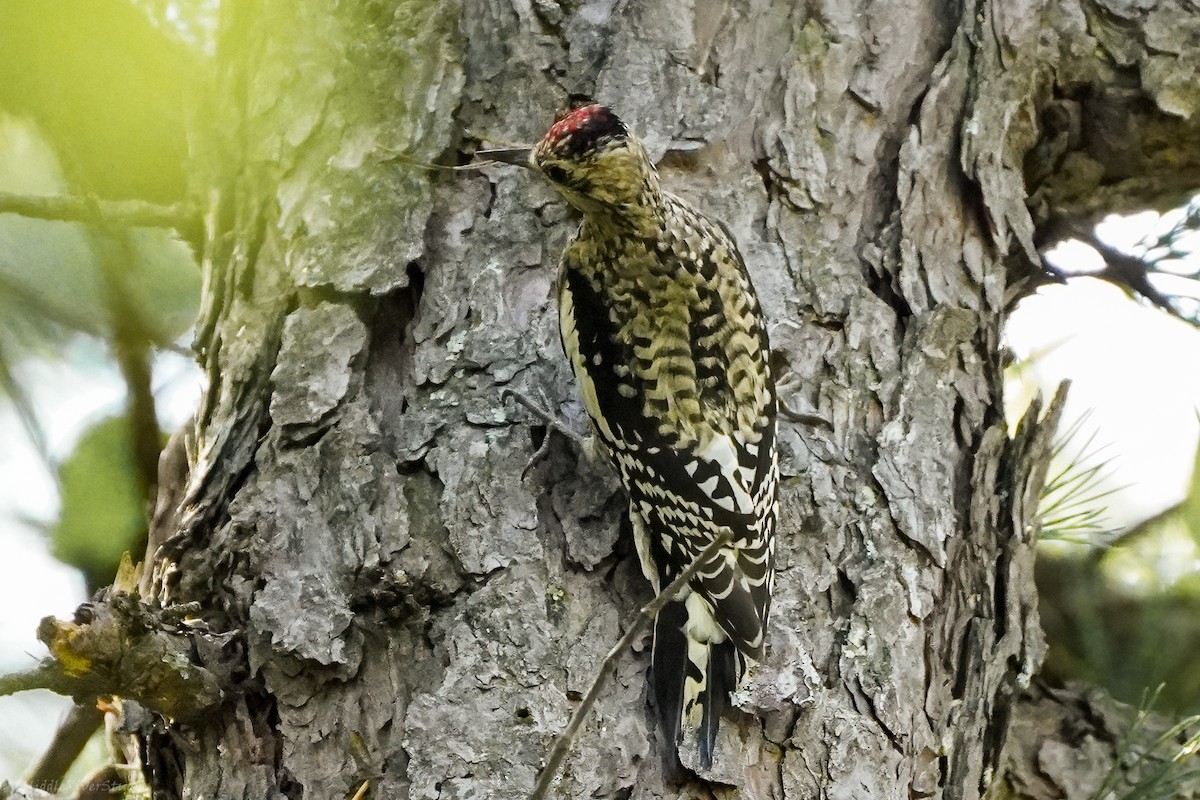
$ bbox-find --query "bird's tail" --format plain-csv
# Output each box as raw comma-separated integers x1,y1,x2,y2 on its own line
652,593,746,769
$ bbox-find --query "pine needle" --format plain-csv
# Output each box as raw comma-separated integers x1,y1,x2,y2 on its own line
1039,411,1126,544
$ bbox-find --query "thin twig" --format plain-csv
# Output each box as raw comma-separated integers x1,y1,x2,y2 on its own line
156,341,196,359
0,191,193,231
1048,221,1199,326
528,529,734,800
92,228,163,511
380,146,531,173
0,663,79,697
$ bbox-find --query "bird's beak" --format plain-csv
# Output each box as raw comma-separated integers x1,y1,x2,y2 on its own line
475,147,533,168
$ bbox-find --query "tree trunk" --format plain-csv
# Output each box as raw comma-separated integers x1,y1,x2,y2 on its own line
144,0,1200,798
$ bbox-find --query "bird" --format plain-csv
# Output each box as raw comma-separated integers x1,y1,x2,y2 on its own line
481,104,778,770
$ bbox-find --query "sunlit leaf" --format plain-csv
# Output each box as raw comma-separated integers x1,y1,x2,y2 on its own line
1181,423,1200,533
0,0,199,203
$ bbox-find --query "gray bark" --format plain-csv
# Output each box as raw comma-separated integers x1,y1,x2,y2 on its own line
1002,683,1200,800
142,0,1200,798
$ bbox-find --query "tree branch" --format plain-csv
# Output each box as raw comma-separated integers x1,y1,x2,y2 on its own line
92,228,163,531
0,191,194,232
529,529,734,800
1038,214,1200,327
24,704,104,795
0,780,62,799
0,664,81,698
0,591,222,722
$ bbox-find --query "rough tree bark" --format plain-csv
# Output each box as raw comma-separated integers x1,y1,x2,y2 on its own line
137,0,1200,798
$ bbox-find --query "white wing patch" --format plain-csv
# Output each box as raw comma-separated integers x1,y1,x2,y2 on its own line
696,435,754,515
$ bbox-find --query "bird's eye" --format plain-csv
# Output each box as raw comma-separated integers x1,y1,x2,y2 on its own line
543,164,568,183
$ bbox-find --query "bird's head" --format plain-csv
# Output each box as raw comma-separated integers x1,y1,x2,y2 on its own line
481,105,661,220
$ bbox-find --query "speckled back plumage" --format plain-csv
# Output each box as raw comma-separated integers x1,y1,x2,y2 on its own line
532,105,778,770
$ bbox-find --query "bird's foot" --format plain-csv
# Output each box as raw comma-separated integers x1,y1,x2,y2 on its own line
778,397,833,431
502,388,598,479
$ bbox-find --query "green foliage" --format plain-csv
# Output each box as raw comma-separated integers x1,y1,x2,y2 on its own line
1039,412,1123,544
51,416,148,591
1039,436,1200,716
0,11,207,786
0,116,199,593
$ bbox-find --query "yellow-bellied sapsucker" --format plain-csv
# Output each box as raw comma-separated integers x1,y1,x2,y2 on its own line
485,105,777,769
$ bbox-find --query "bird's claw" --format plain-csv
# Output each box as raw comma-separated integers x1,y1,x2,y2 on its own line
502,388,589,480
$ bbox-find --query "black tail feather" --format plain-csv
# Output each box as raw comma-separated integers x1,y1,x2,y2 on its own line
652,599,742,770
651,599,688,761
698,639,738,768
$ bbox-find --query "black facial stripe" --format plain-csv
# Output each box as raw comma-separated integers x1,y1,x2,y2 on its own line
543,164,568,183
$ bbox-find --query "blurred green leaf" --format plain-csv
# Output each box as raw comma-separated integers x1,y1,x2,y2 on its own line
0,339,53,470
0,0,199,204
51,415,147,589
1182,421,1200,527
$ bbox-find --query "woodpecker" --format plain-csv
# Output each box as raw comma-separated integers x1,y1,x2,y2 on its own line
483,105,778,769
